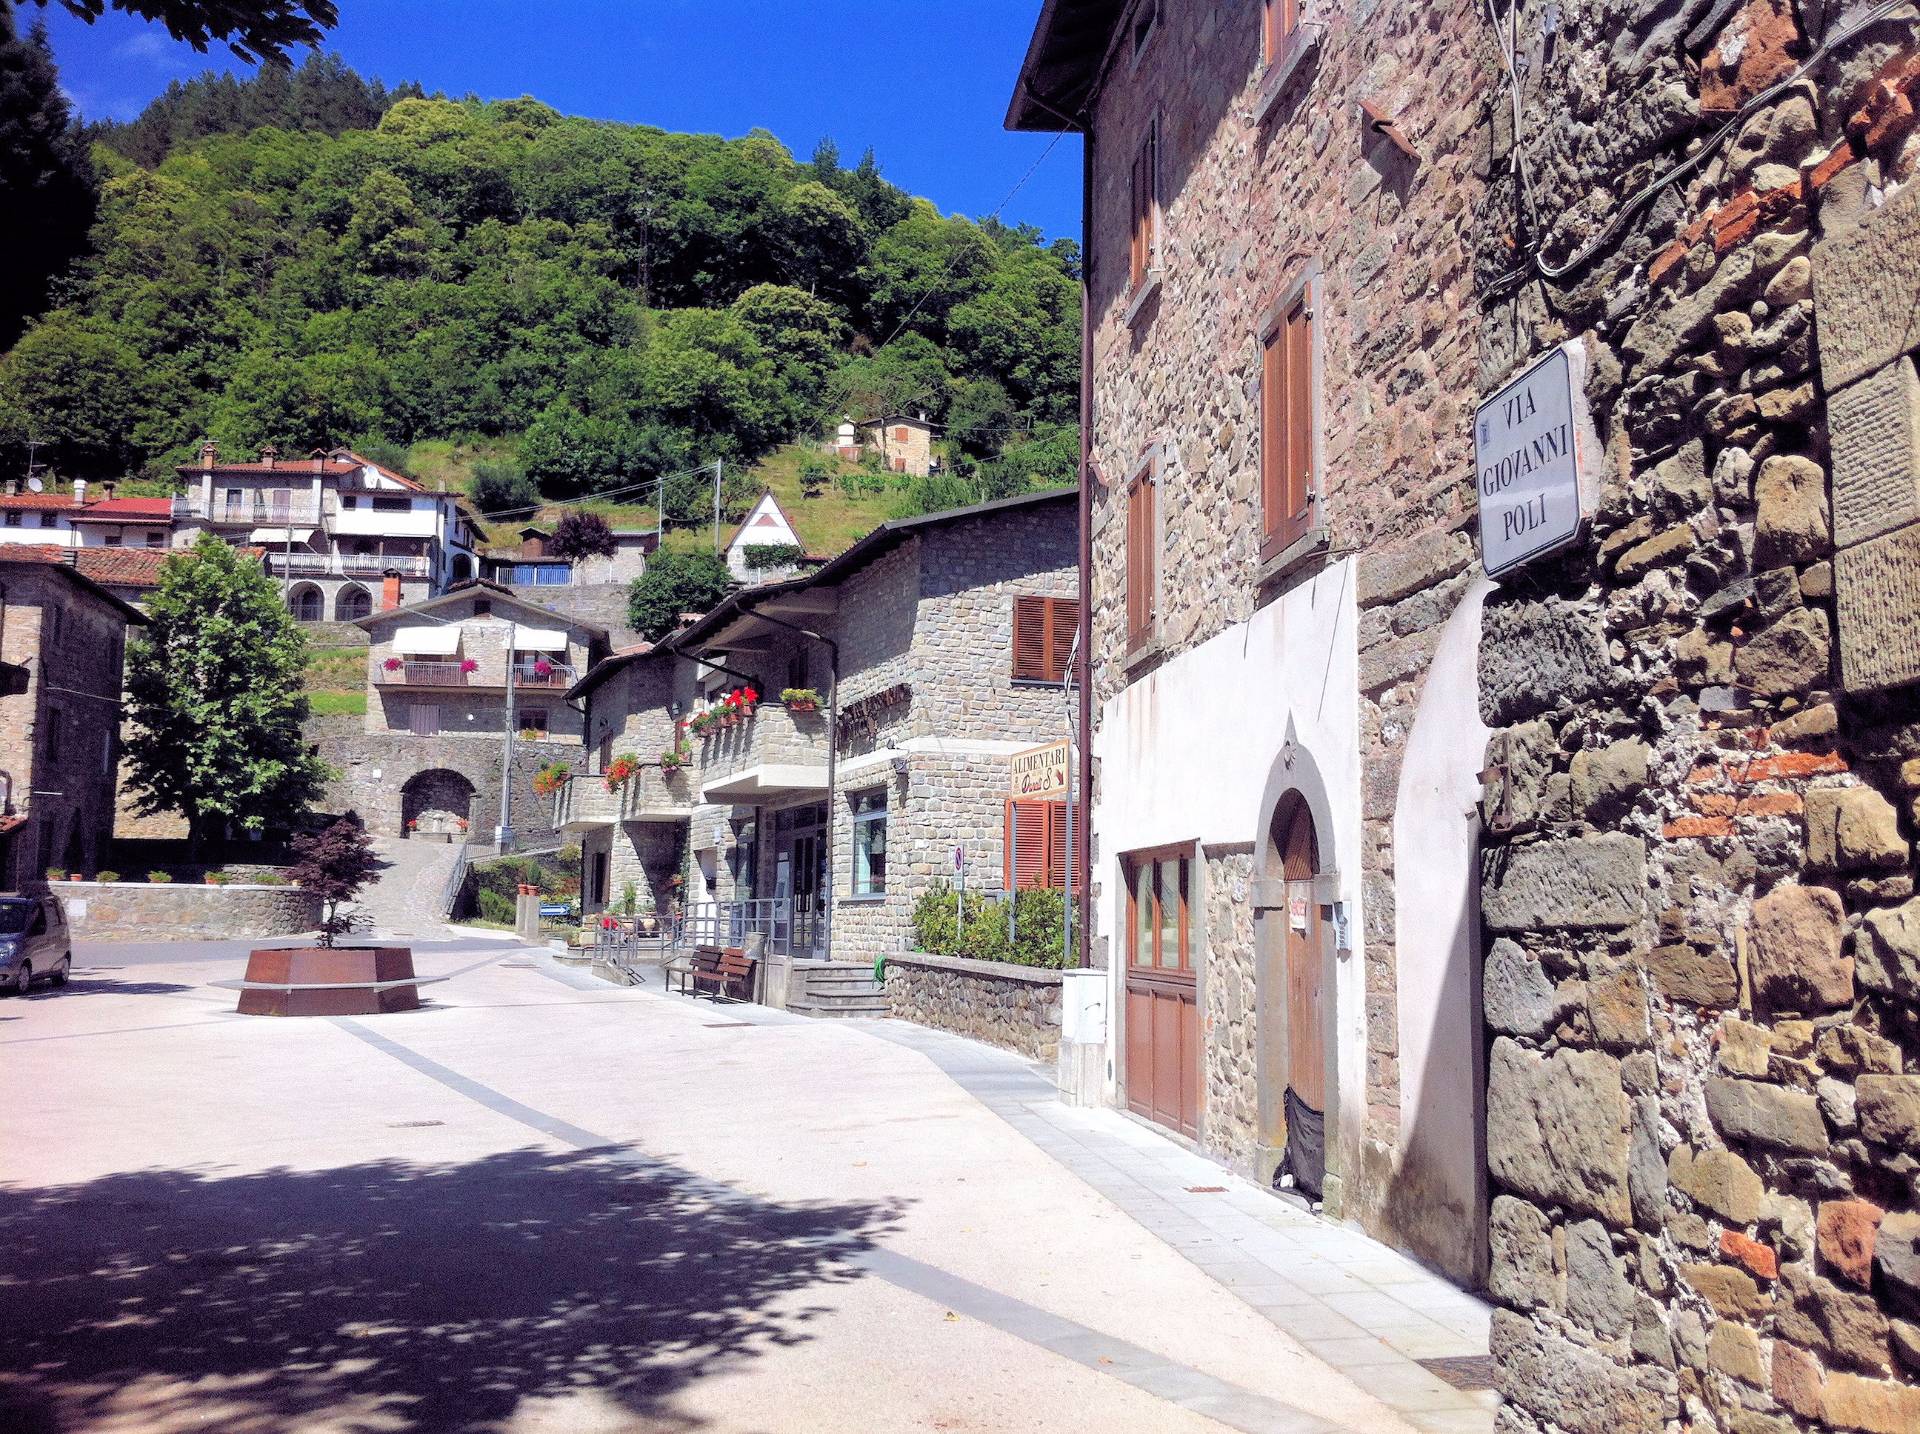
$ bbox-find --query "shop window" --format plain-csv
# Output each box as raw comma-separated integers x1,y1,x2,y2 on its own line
1005,799,1070,889
852,789,887,896
1260,287,1316,559
1012,595,1075,683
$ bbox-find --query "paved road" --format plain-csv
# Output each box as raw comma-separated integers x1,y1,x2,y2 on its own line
0,946,1494,1434
357,835,465,939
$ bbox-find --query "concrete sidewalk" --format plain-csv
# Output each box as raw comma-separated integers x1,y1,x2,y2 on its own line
1,943,1493,1434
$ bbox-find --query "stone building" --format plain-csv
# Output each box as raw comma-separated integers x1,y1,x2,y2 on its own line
322,581,607,839
0,552,144,884
863,413,937,476
559,490,1078,972
1465,2,1920,1429
1011,0,1495,1287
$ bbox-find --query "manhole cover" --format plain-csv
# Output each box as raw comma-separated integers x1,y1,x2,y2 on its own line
1419,1355,1497,1390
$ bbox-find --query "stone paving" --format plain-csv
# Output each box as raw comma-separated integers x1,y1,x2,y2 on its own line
355,834,463,939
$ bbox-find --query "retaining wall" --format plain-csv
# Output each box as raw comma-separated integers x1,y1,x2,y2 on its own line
57,881,322,942
884,950,1063,1062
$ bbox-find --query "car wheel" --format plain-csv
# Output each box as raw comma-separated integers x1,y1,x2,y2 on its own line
50,957,69,987
11,962,30,995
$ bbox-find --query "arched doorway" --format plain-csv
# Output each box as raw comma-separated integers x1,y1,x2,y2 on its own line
450,553,474,584
334,584,371,621
289,583,324,622
1264,793,1329,1198
400,769,475,839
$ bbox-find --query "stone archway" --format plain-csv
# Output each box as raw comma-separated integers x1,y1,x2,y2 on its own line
334,584,372,621
289,583,324,622
400,769,475,840
450,553,474,584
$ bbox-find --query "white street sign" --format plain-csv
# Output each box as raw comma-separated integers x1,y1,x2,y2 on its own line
1475,340,1600,579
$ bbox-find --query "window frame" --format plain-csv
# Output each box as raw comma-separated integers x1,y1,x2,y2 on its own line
1127,116,1161,303
850,788,888,897
1128,0,1159,69
1256,267,1324,568
43,705,62,763
1124,445,1160,657
1011,594,1075,685
1262,0,1299,65
1123,845,1194,976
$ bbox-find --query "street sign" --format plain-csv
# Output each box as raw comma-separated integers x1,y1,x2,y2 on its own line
1474,340,1600,579
1010,739,1070,800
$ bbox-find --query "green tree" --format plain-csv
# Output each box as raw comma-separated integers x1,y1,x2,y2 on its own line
124,534,331,852
627,549,732,643
25,0,339,63
0,316,147,477
469,459,538,514
548,509,616,560
0,15,95,348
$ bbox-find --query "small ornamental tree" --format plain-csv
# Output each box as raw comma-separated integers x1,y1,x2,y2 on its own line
124,532,332,854
287,815,381,947
548,509,617,561
627,549,734,642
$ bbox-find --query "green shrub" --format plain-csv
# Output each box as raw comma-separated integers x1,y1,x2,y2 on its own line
44,867,65,881
256,872,288,886
147,870,172,884
477,888,515,924
909,882,1068,968
95,870,120,883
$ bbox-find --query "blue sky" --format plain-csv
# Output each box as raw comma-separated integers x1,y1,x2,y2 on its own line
37,0,1083,240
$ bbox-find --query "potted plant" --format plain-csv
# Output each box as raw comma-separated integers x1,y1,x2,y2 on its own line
455,817,469,834
659,743,692,772
382,656,405,672
688,710,715,736
147,870,172,884
459,657,479,675
44,867,65,882
96,871,120,883
532,658,554,680
604,753,640,792
67,870,83,882
406,817,420,837
782,687,823,714
532,761,571,797
236,815,421,1017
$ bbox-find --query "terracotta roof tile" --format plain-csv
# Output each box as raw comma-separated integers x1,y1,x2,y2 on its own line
74,497,173,520
0,494,87,512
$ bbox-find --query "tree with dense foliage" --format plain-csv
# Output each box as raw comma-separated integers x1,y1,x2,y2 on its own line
25,0,338,63
628,550,733,643
469,460,538,516
287,814,379,946
0,14,95,348
548,509,616,561
124,534,332,853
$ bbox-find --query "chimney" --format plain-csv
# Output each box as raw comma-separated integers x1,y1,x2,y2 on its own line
5,479,17,497
72,479,87,507
381,575,402,611
199,439,218,471
260,444,279,469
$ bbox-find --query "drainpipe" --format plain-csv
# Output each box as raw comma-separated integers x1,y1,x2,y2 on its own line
748,606,838,962
496,620,517,851
1075,116,1094,969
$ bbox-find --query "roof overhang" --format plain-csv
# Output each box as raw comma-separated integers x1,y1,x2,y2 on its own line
1005,0,1124,132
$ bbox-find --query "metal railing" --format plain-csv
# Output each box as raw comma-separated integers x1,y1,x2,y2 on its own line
439,839,479,919
378,660,469,686
266,552,433,578
666,898,828,958
510,661,571,688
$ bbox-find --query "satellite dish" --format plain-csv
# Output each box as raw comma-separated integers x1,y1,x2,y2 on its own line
25,477,43,493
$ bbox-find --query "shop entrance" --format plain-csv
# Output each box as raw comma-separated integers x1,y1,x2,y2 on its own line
773,803,828,955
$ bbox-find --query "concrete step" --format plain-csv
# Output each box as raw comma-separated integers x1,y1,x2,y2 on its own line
790,996,892,1018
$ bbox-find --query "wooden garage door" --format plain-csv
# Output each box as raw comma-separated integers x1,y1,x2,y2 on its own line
1124,849,1199,1139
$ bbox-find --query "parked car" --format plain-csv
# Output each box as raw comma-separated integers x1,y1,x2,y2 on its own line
0,893,71,994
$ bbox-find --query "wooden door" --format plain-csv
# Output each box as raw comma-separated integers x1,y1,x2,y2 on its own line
1279,802,1326,1193
1124,851,1199,1139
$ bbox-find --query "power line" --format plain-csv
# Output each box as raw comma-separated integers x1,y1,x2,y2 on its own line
473,459,722,523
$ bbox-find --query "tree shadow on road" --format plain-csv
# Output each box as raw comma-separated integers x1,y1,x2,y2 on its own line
0,1147,904,1433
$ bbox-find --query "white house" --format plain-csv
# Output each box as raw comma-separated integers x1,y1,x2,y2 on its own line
723,491,807,583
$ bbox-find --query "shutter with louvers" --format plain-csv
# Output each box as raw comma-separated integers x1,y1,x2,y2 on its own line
1046,597,1075,683
1283,298,1313,545
1006,799,1053,889
1048,802,1069,889
1126,471,1155,648
1013,595,1047,681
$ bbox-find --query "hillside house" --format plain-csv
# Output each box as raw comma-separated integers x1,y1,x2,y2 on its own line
723,491,808,582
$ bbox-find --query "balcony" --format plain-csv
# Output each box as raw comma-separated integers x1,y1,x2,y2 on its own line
267,552,432,579
696,703,829,803
510,660,571,690
376,660,470,688
552,764,698,831
192,496,327,527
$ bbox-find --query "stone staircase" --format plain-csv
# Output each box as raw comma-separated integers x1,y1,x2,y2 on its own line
786,959,889,1018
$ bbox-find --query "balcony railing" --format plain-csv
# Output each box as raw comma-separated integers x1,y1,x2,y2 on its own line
376,661,469,687
551,764,697,830
191,497,327,526
510,661,571,689
267,552,432,578
695,703,829,801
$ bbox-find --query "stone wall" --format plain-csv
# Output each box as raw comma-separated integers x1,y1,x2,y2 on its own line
1473,3,1920,1428
1202,847,1260,1171
60,880,321,941
884,950,1063,1061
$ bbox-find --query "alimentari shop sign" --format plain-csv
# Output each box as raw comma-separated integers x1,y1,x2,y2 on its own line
1474,339,1601,579
1010,739,1069,800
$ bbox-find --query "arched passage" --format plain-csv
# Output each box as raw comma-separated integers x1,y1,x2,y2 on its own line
289,583,324,622
450,553,474,585
401,769,475,838
334,584,371,621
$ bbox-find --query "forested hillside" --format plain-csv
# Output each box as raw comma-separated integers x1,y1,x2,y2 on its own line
0,53,1080,524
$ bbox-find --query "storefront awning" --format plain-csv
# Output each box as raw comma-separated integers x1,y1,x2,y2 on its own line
392,625,461,656
251,527,316,545
513,627,568,652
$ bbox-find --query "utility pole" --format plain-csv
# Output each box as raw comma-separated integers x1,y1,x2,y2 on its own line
655,470,666,549
711,458,723,553
496,620,517,851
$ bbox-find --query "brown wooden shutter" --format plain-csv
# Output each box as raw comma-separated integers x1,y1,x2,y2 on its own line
1262,295,1314,556
1006,800,1052,889
1129,149,1146,290
1260,324,1285,550
1046,597,1075,683
1013,595,1047,681
1048,802,1069,889
1284,298,1312,543
1126,469,1155,648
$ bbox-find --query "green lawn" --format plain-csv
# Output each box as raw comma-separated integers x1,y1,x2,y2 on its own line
308,690,367,717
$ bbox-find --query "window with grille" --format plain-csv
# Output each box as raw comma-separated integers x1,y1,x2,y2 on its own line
1005,799,1071,890
1260,290,1315,558
1125,455,1157,651
1129,120,1158,293
1012,595,1075,684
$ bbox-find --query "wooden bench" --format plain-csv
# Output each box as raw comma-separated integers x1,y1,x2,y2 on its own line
690,945,756,1003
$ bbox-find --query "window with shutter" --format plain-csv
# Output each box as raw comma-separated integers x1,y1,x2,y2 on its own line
1012,595,1075,683
1262,0,1299,64
1005,799,1075,890
1260,289,1315,558
1129,121,1158,293
1125,458,1157,651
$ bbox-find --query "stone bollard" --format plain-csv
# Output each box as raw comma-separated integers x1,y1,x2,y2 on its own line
514,883,542,945
1056,967,1107,1106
